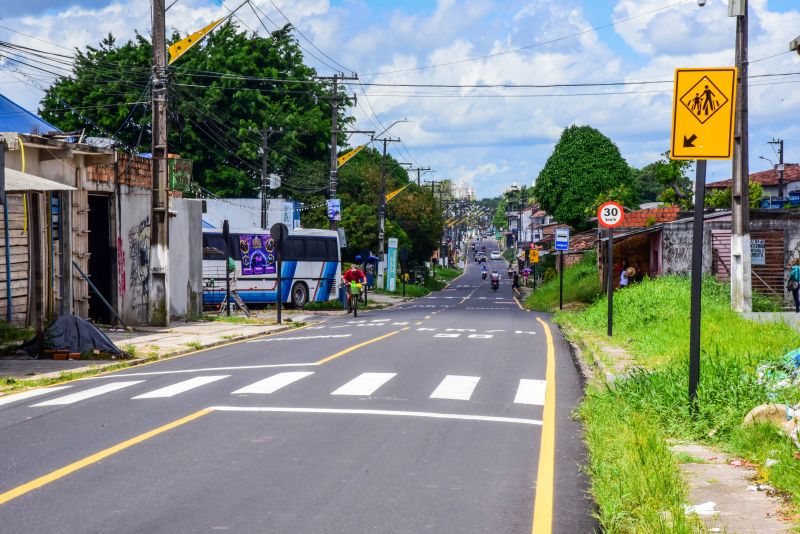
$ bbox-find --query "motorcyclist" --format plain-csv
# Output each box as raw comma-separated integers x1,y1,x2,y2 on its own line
512,271,521,291
481,265,488,279
490,270,500,284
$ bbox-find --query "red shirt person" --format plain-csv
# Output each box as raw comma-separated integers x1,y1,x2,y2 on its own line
342,265,367,285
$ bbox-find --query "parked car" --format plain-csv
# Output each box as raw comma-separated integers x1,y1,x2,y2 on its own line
490,251,502,260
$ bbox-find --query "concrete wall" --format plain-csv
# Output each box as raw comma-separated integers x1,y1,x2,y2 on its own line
169,198,203,320
116,184,152,325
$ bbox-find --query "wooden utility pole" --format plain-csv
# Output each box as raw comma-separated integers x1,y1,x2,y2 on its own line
410,166,431,186
149,0,170,325
260,127,280,230
318,73,358,230
730,0,751,312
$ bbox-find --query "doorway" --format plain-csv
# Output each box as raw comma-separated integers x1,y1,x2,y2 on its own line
87,195,113,324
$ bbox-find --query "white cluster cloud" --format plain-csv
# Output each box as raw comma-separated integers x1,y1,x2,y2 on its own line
0,0,798,197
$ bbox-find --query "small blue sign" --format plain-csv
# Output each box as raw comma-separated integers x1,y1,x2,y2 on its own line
555,228,570,251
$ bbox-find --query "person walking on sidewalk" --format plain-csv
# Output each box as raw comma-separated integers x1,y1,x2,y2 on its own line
788,258,800,312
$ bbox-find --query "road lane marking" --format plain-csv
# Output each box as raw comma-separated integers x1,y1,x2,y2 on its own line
532,318,556,534
132,375,229,399
259,334,352,341
446,328,476,332
31,381,144,407
209,406,541,426
468,334,493,339
0,386,71,406
514,297,526,311
331,372,396,396
434,333,460,338
314,330,401,365
0,408,212,505
232,371,315,395
430,375,480,401
514,379,546,405
414,321,423,325
86,362,316,378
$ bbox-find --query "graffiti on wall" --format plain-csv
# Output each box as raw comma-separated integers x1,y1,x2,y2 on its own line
128,217,150,320
117,236,126,296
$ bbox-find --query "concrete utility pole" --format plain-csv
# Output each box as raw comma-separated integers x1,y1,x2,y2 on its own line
319,73,358,230
730,0,751,312
260,127,280,230
149,0,170,326
768,138,785,197
376,136,400,289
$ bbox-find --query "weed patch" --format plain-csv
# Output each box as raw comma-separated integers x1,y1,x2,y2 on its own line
525,253,600,312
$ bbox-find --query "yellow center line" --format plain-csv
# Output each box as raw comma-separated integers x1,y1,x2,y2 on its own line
315,330,401,365
532,317,557,533
0,408,213,506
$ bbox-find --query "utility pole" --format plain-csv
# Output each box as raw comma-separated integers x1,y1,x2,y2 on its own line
260,127,280,230
410,166,431,186
730,0,751,312
768,138,785,197
376,136,400,289
319,73,358,230
149,0,170,326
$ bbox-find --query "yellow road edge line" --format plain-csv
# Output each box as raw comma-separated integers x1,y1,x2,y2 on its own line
532,317,556,533
314,330,401,365
0,408,213,506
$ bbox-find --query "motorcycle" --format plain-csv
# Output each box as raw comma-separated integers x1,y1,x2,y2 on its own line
490,278,499,292
481,271,487,280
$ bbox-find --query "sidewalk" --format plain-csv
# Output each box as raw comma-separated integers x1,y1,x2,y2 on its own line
0,319,309,383
743,312,800,329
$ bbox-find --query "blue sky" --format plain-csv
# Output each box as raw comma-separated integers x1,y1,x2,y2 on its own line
1,0,799,198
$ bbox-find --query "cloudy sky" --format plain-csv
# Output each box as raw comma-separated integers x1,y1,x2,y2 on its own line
1,0,799,198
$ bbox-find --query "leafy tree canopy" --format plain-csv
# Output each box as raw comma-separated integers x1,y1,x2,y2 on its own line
533,125,632,230
705,181,764,209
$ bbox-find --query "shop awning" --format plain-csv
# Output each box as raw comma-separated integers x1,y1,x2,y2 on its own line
4,167,76,192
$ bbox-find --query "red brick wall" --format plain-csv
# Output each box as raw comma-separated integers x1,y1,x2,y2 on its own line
619,206,680,228
88,153,151,189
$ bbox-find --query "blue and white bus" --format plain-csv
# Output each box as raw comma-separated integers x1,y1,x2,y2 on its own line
202,228,341,308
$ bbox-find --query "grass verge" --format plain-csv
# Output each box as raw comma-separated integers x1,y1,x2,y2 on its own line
561,276,800,531
524,253,601,312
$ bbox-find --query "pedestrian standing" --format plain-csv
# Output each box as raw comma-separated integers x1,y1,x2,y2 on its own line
788,258,800,312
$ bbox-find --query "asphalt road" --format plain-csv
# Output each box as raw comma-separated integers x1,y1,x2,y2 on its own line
0,248,595,533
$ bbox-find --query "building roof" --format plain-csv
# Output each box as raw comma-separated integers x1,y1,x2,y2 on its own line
707,164,800,189
4,167,76,192
0,94,60,135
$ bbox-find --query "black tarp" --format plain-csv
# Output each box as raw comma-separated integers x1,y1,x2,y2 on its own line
21,315,123,357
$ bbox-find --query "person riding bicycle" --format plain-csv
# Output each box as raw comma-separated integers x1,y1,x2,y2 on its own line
343,264,367,313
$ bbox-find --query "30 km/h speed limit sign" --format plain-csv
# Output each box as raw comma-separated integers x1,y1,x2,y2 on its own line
597,201,625,228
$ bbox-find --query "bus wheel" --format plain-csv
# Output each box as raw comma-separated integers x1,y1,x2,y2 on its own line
291,282,308,308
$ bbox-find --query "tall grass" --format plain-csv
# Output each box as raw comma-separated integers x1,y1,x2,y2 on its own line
562,275,800,529
525,253,601,312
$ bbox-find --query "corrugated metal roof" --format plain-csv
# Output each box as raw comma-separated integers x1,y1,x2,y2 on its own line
4,168,76,192
0,94,60,134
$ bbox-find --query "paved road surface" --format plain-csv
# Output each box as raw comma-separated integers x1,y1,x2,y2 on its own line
0,248,594,533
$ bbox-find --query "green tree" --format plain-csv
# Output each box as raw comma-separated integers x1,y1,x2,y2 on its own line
705,181,764,209
650,151,694,209
533,125,632,230
40,23,339,198
492,197,508,229
630,163,663,203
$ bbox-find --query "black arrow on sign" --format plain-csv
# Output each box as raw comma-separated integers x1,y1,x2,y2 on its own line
683,134,698,148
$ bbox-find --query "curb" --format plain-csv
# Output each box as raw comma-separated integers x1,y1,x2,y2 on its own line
0,322,305,393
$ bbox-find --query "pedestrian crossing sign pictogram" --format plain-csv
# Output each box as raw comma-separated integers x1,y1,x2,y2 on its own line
670,68,737,160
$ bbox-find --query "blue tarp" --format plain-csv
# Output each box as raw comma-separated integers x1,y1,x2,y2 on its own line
0,94,60,134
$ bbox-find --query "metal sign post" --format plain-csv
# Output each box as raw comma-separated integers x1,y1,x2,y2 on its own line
270,223,289,324
670,67,737,405
555,228,570,311
223,220,231,317
598,202,625,336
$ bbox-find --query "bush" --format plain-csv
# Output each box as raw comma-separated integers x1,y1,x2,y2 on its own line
542,267,557,283
525,253,601,312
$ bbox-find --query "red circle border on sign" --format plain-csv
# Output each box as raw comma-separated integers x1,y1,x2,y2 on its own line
597,201,625,229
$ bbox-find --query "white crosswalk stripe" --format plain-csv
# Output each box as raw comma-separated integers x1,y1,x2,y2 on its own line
0,386,71,406
133,375,229,399
331,372,396,396
514,379,546,405
430,375,480,401
31,381,144,407
232,372,315,395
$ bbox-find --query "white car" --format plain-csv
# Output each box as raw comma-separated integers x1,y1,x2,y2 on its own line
490,251,502,260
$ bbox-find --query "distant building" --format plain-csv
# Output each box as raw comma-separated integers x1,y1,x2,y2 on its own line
707,164,800,198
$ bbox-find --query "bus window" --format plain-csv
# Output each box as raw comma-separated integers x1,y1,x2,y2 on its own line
282,236,304,261
326,239,339,261
304,238,329,261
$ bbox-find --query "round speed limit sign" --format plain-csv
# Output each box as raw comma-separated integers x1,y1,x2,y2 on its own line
597,201,625,228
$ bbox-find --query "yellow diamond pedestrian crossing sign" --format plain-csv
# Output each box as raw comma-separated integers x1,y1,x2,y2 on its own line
670,68,737,160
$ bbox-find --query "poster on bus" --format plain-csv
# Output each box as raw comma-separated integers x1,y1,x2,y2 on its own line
239,234,276,276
